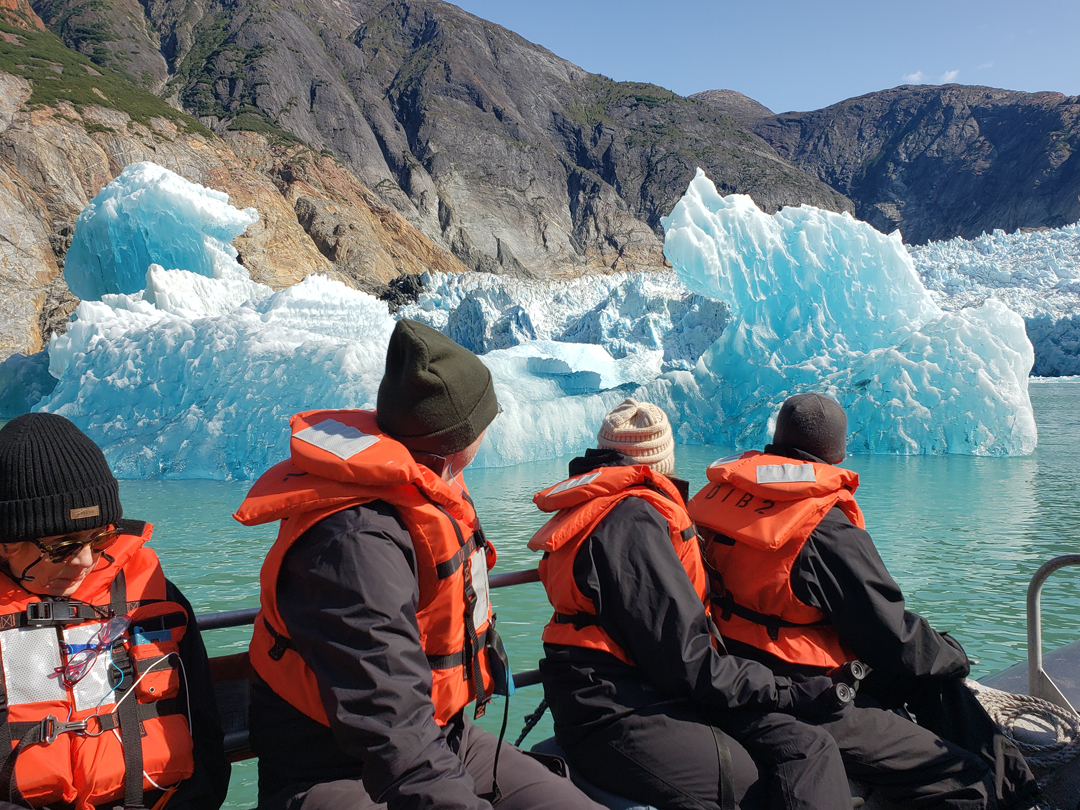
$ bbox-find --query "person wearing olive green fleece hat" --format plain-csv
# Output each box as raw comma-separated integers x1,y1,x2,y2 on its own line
376,319,500,456
241,319,605,810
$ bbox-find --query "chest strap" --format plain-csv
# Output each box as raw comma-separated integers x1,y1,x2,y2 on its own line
711,592,830,641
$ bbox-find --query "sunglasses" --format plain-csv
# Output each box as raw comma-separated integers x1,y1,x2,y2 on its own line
29,526,123,564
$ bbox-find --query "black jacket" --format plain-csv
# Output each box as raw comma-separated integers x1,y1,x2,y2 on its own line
721,445,971,697
539,450,800,749
248,501,492,810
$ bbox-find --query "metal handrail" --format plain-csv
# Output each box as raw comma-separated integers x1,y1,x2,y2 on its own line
196,567,545,689
195,567,540,632
1026,554,1080,715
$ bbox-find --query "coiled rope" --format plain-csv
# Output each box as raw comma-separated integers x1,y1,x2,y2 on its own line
969,680,1080,784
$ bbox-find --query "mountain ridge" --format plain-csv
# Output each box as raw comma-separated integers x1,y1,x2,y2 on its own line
1,0,1078,363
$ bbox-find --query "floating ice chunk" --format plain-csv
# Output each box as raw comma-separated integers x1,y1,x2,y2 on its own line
64,163,258,301
660,169,1037,455
39,273,397,479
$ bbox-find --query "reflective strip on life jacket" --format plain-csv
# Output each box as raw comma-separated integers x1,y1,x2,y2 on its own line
0,522,194,810
689,451,862,669
530,465,706,666
239,409,502,727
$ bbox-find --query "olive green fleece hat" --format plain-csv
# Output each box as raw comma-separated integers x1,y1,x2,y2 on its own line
376,319,499,456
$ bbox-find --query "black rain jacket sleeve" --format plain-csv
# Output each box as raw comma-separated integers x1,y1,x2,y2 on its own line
163,580,231,810
275,503,492,810
577,495,788,714
789,507,970,682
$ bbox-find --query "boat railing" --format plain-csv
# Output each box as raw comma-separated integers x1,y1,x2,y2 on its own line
1027,554,1080,714
198,567,543,759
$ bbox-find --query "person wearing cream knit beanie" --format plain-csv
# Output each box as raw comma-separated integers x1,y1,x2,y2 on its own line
596,398,675,475
529,400,851,810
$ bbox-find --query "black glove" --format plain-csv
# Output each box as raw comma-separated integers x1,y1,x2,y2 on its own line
776,675,852,723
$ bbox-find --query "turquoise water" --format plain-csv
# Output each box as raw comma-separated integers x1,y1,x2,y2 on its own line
107,378,1080,806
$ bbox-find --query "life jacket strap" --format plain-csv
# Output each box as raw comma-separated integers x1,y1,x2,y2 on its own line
425,627,491,670
712,593,830,641
552,611,601,630
110,569,146,810
262,617,293,662
6,697,184,742
0,599,107,630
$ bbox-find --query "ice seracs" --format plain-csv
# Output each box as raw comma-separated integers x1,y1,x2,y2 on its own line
64,162,258,301
911,225,1080,377
659,169,1036,456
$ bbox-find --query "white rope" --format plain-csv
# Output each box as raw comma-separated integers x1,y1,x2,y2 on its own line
968,680,1080,783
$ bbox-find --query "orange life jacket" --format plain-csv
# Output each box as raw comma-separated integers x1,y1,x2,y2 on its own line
0,520,194,810
687,451,864,669
529,465,706,666
235,409,503,727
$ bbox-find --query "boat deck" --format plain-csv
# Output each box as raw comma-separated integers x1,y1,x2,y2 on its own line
980,639,1080,710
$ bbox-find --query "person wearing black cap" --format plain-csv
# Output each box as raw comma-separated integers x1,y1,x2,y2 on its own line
237,320,604,810
688,393,1038,810
0,413,229,810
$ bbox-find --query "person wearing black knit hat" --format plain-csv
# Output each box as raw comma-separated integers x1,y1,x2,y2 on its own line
0,413,229,810
238,320,603,810
689,393,1037,810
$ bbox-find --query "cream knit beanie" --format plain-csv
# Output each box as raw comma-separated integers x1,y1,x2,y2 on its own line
597,398,675,475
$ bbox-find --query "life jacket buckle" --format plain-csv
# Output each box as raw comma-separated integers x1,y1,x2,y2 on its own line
26,599,77,626
39,715,88,744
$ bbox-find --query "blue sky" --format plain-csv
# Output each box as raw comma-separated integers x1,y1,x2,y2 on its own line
451,0,1080,113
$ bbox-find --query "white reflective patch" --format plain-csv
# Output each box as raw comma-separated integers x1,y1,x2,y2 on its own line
549,471,601,496
708,453,743,469
65,623,117,711
756,464,817,484
294,419,379,460
0,626,66,705
469,548,490,630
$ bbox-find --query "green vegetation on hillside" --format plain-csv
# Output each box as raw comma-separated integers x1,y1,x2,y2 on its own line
0,19,209,135
168,13,296,143
32,0,120,72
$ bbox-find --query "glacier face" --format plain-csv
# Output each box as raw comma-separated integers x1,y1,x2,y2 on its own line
910,225,1080,377
10,162,1046,478
398,270,727,371
659,170,1036,455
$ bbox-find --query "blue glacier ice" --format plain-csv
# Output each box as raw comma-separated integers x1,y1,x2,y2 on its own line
12,162,1043,478
64,162,259,301
910,224,1080,377
658,170,1036,455
398,271,728,370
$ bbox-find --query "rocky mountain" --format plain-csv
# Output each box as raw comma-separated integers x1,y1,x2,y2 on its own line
6,0,1079,365
0,4,475,359
30,0,852,277
696,85,1080,244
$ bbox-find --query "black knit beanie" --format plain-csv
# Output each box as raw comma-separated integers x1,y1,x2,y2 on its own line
376,319,499,456
772,393,848,464
0,413,122,542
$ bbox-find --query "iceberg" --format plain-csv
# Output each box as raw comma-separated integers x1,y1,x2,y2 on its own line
64,162,259,301
910,225,1080,376
5,161,1043,479
659,170,1036,455
398,270,727,370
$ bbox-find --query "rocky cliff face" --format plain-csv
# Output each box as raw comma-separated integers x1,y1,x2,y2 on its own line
28,0,853,281
0,11,467,358
697,85,1080,244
